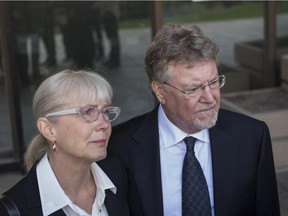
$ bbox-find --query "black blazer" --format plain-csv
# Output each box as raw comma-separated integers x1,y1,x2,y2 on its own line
108,106,280,216
0,156,130,216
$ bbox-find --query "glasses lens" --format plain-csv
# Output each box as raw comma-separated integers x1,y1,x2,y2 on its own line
105,107,120,122
208,78,218,89
80,106,120,122
219,75,225,88
187,88,198,98
80,107,99,121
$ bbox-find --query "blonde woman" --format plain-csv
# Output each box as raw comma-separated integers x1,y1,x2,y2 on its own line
0,70,130,216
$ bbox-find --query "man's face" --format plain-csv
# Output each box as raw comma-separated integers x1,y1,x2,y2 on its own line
160,60,221,134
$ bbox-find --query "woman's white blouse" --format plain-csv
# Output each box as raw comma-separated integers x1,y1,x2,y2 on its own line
36,153,116,216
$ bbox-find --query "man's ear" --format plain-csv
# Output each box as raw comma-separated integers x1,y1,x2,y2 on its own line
37,117,55,142
151,81,165,104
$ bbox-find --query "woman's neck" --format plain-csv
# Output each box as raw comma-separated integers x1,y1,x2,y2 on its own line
48,153,97,213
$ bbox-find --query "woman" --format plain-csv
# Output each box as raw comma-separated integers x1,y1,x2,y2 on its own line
0,70,130,216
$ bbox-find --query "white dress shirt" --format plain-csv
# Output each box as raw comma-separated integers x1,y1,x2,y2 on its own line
158,105,214,216
36,153,116,216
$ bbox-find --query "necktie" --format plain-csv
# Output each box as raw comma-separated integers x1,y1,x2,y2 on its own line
182,136,211,216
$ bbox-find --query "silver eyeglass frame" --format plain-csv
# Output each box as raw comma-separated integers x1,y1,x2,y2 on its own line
163,75,225,98
45,106,121,122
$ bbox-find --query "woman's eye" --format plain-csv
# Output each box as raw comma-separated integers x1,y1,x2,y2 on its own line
86,108,97,115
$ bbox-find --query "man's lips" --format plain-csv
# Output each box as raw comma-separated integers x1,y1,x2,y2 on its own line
197,105,216,113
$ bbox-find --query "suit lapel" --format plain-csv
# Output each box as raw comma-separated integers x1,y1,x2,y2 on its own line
104,190,117,216
49,209,66,216
129,107,164,216
209,111,239,216
104,189,130,216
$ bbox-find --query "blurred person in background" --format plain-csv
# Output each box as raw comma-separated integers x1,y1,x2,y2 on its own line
10,2,42,85
91,2,121,69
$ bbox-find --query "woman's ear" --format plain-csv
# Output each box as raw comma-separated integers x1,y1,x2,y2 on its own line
37,117,55,142
151,81,165,104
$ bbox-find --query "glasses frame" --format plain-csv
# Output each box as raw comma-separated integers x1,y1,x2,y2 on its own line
163,75,225,98
45,106,121,122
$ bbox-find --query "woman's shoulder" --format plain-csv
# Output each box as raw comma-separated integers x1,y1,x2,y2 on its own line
1,164,40,212
1,174,31,215
2,173,28,201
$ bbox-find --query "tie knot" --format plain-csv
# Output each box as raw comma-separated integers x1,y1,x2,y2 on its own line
184,137,197,151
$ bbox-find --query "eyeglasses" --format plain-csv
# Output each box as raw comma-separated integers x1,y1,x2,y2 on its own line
163,75,225,98
45,106,121,122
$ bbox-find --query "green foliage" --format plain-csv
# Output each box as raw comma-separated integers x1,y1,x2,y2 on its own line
119,1,288,29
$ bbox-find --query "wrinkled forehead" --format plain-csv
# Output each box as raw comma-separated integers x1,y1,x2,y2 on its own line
166,60,218,81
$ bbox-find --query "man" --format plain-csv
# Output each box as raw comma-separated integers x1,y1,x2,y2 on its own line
108,24,280,216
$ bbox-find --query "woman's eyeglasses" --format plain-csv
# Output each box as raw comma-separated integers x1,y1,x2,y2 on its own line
45,106,121,122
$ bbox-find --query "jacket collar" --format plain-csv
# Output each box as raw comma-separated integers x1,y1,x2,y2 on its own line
209,109,238,216
130,106,164,216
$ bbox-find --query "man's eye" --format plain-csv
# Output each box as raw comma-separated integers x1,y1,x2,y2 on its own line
188,87,198,94
209,80,218,87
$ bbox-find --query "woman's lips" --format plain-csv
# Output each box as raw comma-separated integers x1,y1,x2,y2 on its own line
89,139,107,145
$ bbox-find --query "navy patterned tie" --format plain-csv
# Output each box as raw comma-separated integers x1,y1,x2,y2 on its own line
182,136,211,216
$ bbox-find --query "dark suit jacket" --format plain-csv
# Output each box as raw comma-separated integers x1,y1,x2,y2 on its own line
108,106,280,216
0,156,130,216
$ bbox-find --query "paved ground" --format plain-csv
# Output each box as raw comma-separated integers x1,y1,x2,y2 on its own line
0,15,288,215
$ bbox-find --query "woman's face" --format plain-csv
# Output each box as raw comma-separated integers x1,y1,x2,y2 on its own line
49,98,112,166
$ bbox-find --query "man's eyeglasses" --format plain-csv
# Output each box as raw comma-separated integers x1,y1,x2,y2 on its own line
45,106,121,122
163,75,225,98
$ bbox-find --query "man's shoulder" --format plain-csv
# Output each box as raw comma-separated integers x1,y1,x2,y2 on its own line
97,156,124,172
112,107,158,134
218,108,267,128
108,107,159,155
113,112,148,130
